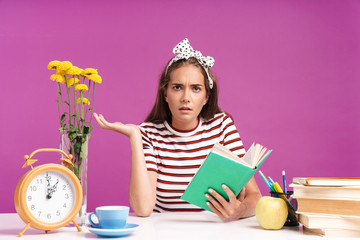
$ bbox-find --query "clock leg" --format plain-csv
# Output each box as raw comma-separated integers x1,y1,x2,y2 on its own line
72,219,82,232
18,223,31,237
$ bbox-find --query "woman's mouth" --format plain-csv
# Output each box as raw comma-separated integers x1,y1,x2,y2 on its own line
179,107,192,112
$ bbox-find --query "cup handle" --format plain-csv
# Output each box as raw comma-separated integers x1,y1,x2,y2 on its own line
88,212,100,228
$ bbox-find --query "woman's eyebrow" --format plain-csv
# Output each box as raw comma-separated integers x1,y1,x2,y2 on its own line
171,83,203,87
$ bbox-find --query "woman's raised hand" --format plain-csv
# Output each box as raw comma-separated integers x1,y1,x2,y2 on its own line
93,113,140,138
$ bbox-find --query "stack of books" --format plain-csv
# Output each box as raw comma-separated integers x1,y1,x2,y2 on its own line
291,177,360,237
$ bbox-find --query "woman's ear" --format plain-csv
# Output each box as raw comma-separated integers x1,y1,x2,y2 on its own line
203,96,209,105
164,91,168,102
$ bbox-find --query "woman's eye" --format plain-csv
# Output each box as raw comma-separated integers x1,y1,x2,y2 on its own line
193,87,201,92
173,85,181,90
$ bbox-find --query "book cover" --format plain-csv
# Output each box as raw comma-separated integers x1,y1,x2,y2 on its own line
295,198,360,216
181,142,271,212
290,183,360,199
292,177,360,187
298,212,360,230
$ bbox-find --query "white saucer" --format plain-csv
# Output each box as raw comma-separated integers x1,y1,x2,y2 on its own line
86,223,140,237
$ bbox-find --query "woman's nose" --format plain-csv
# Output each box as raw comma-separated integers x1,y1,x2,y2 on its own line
181,88,190,103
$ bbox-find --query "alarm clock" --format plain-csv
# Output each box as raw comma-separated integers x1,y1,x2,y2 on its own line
14,148,83,236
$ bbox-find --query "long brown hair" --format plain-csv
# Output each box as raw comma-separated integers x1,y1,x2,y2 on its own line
145,57,223,123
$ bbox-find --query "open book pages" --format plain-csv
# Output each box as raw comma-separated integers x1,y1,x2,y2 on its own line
211,142,268,169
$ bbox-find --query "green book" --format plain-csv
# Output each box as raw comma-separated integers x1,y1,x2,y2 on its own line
181,142,272,212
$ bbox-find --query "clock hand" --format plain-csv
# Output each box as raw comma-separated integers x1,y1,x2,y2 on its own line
45,173,52,199
52,179,59,192
47,179,59,199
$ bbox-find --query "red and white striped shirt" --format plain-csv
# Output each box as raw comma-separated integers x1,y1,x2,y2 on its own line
139,112,245,212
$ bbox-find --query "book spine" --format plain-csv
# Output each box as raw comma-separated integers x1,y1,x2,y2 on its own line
291,185,360,199
298,212,360,230
296,198,360,216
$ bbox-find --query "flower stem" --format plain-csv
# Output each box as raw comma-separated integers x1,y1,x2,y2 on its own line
80,91,84,133
89,81,96,124
64,73,72,127
73,80,80,128
58,82,65,117
61,133,71,154
84,79,91,126
56,83,62,128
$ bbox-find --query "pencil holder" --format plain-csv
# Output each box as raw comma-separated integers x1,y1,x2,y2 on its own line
270,191,298,226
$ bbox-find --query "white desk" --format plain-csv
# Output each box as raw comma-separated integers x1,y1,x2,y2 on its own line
0,212,339,239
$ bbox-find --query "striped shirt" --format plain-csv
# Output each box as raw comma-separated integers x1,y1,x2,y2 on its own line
138,112,245,212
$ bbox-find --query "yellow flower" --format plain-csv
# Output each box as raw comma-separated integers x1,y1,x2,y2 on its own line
56,69,66,76
67,66,83,75
77,98,90,105
75,84,88,91
48,60,61,70
81,68,98,76
50,74,65,84
67,77,80,87
57,61,73,72
87,74,102,84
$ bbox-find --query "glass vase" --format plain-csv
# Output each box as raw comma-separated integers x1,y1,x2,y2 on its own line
60,133,89,226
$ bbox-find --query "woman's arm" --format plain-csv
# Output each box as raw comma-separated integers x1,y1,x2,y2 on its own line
127,130,157,217
93,113,157,217
205,176,262,220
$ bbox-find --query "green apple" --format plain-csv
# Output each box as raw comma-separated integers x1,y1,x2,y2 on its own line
255,196,288,230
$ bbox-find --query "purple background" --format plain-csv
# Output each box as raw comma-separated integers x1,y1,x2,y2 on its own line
1,0,359,213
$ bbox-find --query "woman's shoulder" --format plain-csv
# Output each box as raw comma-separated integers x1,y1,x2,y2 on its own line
139,120,166,132
202,112,233,124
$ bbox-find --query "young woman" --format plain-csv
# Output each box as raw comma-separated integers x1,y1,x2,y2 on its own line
94,38,262,220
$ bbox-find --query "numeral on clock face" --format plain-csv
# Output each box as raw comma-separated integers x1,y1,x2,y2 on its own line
26,171,76,223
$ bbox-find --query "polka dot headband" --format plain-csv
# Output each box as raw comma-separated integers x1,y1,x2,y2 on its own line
166,38,215,89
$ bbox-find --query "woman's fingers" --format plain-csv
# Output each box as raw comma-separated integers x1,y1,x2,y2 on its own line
205,193,228,220
98,114,108,124
96,113,131,134
206,188,234,219
93,113,137,137
93,113,105,128
206,200,227,220
94,113,112,129
98,114,111,127
208,188,229,207
206,186,244,220
222,185,237,203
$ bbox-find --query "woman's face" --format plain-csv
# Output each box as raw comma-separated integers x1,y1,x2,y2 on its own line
165,64,208,130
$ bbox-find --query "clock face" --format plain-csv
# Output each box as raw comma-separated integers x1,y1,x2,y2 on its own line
25,170,76,223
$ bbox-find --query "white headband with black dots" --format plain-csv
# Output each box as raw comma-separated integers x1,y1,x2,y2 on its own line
166,38,215,89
